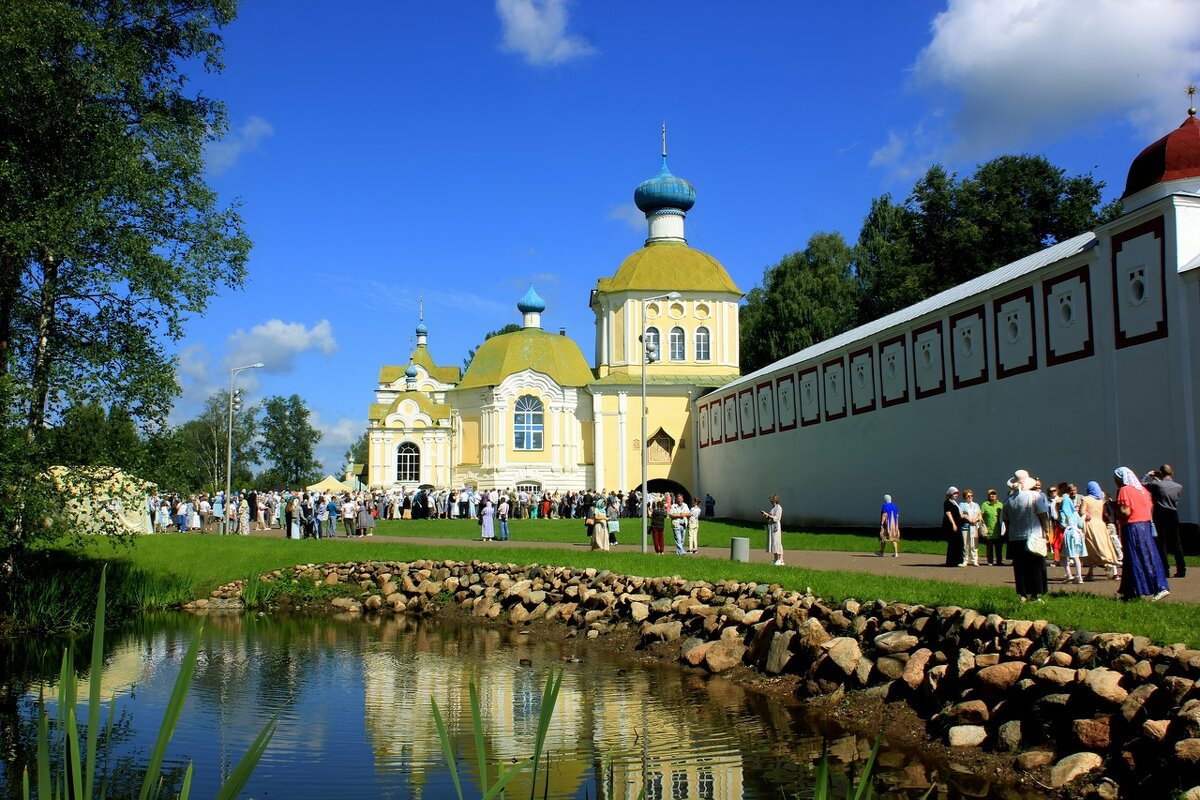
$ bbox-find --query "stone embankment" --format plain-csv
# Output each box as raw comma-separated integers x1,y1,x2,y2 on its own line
190,559,1200,796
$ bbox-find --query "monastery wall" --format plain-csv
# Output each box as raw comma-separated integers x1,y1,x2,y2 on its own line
697,197,1200,529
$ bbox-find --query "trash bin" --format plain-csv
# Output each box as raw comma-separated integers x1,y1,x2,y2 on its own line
730,537,749,563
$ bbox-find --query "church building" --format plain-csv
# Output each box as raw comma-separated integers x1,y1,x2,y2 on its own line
364,140,741,500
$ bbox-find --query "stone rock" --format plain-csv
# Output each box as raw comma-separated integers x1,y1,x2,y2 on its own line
975,653,1001,667
874,631,919,654
876,655,907,681
794,618,833,655
1050,752,1103,788
364,594,383,611
324,572,340,585
996,720,1022,752
1073,717,1112,749
509,603,531,625
1181,787,1200,800
629,602,649,623
642,620,683,643
1178,699,1200,739
765,631,795,675
1006,638,1034,659
1143,719,1170,741
1178,739,1200,765
704,640,747,674
1083,668,1128,704
902,648,932,690
954,648,976,678
822,637,862,677
1035,665,1078,688
947,725,987,747
977,661,1026,693
678,637,710,666
331,596,355,609
1121,683,1158,724
948,700,990,725
854,656,874,687
1015,749,1055,771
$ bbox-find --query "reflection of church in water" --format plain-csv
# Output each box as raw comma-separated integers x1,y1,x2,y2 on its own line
362,135,742,503
361,623,744,799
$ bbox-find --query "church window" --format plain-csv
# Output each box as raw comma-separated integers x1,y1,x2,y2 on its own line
644,327,660,362
695,326,711,361
513,395,544,450
396,442,420,483
669,327,685,361
648,428,675,463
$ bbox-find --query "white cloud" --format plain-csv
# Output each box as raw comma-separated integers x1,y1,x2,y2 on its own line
177,343,210,382
206,115,275,175
875,0,1200,171
496,0,596,66
309,410,364,475
311,272,510,316
223,319,338,382
607,202,645,232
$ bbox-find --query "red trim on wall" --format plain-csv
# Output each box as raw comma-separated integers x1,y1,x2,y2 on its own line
798,366,820,427
1042,265,1095,367
949,305,989,390
877,333,909,408
722,395,739,443
993,286,1038,379
737,388,756,439
911,320,946,399
756,380,776,435
697,400,709,448
777,373,799,431
1111,216,1168,349
822,356,847,422
848,345,876,414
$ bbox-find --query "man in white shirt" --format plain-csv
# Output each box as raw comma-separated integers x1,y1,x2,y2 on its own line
670,494,690,555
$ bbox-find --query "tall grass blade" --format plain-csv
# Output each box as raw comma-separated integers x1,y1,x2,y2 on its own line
430,698,465,800
850,735,881,800
36,703,50,798
469,676,488,789
67,703,84,800
85,565,107,800
99,693,117,800
528,670,562,800
136,625,202,800
813,741,830,800
179,762,193,800
21,767,28,800
480,763,525,800
213,713,278,800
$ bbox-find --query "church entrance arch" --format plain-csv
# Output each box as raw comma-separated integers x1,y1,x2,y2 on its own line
638,479,691,507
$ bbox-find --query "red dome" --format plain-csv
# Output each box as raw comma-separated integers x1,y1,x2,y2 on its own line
1123,114,1200,198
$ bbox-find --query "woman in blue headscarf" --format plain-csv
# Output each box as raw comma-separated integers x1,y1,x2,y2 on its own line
1080,480,1119,580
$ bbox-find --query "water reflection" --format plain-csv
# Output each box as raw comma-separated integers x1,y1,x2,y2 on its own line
0,613,1054,799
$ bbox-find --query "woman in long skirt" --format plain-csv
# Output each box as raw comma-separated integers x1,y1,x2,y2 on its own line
1114,467,1170,601
762,493,783,565
590,496,610,551
1002,470,1048,602
480,499,495,541
1080,481,1119,580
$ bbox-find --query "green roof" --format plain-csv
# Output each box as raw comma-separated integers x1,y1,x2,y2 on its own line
590,371,739,387
596,240,741,295
369,391,452,424
458,327,594,389
379,345,461,385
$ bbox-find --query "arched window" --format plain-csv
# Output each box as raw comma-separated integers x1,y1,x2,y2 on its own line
648,428,675,463
643,326,660,362
513,395,544,450
695,326,711,361
396,442,420,483
669,327,685,361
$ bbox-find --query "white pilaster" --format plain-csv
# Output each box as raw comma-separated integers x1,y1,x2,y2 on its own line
616,391,628,491
592,392,604,491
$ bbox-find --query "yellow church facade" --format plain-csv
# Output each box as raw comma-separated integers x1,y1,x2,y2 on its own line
365,147,741,500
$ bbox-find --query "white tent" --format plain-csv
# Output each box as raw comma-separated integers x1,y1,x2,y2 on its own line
307,475,353,494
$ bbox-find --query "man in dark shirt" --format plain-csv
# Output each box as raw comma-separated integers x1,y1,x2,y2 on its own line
1147,464,1185,578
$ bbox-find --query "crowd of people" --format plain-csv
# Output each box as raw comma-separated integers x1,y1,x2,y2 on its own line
878,463,1183,603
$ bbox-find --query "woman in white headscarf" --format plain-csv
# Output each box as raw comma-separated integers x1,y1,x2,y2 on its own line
1001,469,1049,602
1114,467,1170,601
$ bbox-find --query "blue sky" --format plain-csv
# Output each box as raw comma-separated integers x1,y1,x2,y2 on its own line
176,0,1200,473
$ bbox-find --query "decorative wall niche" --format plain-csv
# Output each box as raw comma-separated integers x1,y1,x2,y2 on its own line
1042,265,1095,366
878,333,909,408
694,302,711,320
697,400,710,448
723,394,739,443
911,321,946,398
994,287,1037,379
776,373,798,431
949,306,988,389
798,367,820,426
1111,216,1168,349
756,381,776,435
823,356,847,421
849,346,876,414
710,400,723,445
738,388,756,439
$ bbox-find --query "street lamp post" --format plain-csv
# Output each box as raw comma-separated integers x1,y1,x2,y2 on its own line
640,292,681,553
223,362,264,535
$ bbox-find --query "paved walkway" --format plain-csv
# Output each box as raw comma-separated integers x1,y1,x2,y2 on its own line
245,527,1197,604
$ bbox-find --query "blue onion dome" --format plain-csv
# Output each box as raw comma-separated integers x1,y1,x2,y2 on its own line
517,284,546,314
415,321,428,335
634,157,696,213
404,363,418,379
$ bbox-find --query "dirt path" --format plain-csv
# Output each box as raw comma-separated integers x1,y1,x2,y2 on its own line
245,527,1196,603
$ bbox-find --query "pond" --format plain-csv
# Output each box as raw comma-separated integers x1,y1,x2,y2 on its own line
0,612,1055,799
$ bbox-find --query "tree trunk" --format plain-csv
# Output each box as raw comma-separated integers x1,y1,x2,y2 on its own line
26,255,57,442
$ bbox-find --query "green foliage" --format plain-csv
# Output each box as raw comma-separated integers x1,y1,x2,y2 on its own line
430,670,561,800
20,567,276,800
140,388,259,494
741,154,1117,372
341,430,369,477
257,394,322,489
239,570,359,609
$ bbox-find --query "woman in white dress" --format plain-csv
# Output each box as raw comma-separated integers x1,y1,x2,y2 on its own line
762,494,784,565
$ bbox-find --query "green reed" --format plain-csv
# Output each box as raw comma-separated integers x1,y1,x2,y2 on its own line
21,565,276,800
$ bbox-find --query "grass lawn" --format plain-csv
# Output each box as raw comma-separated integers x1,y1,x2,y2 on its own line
65,532,1200,648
